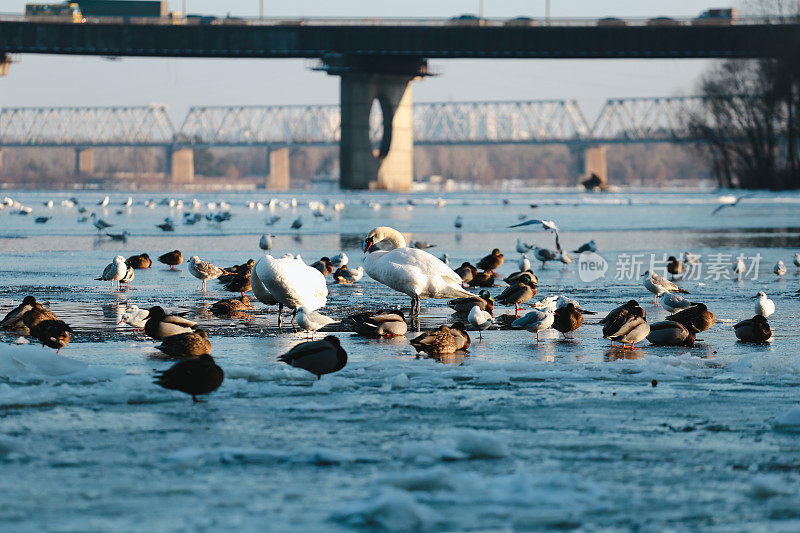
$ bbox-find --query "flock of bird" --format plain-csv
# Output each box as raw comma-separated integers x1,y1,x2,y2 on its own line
3,193,798,403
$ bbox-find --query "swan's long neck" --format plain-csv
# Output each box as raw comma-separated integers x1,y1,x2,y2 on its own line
373,227,406,250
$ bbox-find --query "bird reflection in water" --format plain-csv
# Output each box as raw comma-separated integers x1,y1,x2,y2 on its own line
604,347,645,361
420,352,468,366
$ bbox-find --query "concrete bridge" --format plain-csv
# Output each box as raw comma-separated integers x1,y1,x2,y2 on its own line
0,14,797,189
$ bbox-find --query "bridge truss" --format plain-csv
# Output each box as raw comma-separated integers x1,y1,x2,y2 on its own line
0,97,714,148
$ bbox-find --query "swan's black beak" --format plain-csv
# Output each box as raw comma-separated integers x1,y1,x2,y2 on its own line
362,236,374,253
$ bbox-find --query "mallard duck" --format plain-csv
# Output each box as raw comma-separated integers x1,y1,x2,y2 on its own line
219,259,254,284
310,257,334,277
454,262,478,285
278,336,347,379
496,273,537,316
333,265,365,284
553,303,584,339
158,250,183,270
144,306,198,340
223,269,253,297
410,325,459,355
603,306,649,349
449,289,494,315
476,249,504,272
26,317,72,353
734,315,772,343
210,295,254,315
0,295,38,334
20,300,60,330
154,354,224,402
647,320,695,347
126,253,152,269
450,322,471,351
666,303,716,333
503,270,538,285
347,309,407,337
156,329,212,358
468,270,495,288
512,308,554,342
600,300,642,325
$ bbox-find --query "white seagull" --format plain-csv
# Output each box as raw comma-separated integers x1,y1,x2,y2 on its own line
774,260,787,277
659,292,692,313
518,255,531,271
512,308,554,342
515,238,534,254
90,212,113,232
331,252,349,269
296,307,339,339
188,256,229,291
752,291,775,317
96,256,127,291
733,258,746,280
259,234,275,251
642,270,689,304
468,305,493,339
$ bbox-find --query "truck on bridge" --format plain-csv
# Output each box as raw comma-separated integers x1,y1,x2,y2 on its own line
25,1,169,20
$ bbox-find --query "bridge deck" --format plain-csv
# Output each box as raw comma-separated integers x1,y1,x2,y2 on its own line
0,19,797,59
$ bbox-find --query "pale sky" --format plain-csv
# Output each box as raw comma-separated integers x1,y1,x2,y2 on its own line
0,1,743,121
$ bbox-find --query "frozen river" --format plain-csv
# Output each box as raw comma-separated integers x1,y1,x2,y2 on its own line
1,188,800,531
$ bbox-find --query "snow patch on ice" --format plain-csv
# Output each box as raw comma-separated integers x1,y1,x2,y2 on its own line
0,344,122,384
773,406,800,431
330,487,438,531
451,429,509,459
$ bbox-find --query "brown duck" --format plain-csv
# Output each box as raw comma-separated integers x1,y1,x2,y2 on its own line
476,249,504,272
310,257,334,277
734,315,771,343
219,259,254,284
154,354,224,402
22,304,71,353
20,300,60,330
553,303,584,339
667,256,684,278
496,273,537,315
222,261,254,296
454,263,478,285
468,270,495,288
156,329,212,358
666,303,716,333
210,295,254,315
600,300,642,325
126,253,152,269
450,322,471,351
158,250,183,270
410,325,459,355
0,295,38,334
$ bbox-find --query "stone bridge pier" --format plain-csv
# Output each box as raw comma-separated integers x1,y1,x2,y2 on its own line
322,56,428,191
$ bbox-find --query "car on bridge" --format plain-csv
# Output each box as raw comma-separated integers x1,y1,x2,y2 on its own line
692,8,738,26
504,17,536,27
449,14,485,27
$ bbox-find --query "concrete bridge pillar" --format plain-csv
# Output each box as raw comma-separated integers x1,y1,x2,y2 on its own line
584,146,608,185
0,149,4,173
322,56,428,191
169,147,194,183
75,148,95,176
266,147,290,190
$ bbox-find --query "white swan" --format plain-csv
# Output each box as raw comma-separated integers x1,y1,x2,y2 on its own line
362,226,473,316
253,254,328,328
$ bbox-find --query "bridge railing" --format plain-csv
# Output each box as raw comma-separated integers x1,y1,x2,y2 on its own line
0,13,790,28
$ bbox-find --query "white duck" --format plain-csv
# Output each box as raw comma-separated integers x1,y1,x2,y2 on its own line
254,254,328,328
753,291,775,317
362,226,474,316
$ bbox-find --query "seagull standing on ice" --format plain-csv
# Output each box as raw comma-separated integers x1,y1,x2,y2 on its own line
259,234,274,251
733,258,746,280
296,306,339,339
774,260,787,277
752,291,775,317
516,238,533,254
188,256,230,291
90,212,113,232
96,256,128,291
642,270,689,304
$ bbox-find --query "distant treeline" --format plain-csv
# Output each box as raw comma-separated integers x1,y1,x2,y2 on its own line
0,143,712,188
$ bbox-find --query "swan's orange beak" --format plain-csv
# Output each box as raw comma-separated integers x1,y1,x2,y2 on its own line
363,236,374,253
